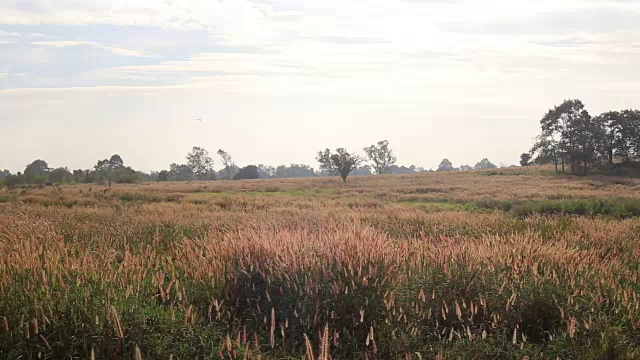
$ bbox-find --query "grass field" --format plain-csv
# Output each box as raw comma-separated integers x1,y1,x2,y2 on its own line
1,168,640,359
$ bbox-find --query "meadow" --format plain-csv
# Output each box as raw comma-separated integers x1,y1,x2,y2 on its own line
1,168,640,359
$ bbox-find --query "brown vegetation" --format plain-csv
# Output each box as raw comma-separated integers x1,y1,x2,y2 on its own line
1,168,640,359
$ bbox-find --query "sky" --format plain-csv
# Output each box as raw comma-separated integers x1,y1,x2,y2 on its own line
1,0,640,173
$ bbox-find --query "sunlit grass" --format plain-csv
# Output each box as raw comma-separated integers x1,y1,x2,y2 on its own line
1,168,640,359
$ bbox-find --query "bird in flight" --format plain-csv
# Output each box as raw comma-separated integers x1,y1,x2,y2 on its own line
194,118,204,122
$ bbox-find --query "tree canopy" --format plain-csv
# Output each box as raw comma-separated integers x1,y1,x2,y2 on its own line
186,147,215,180
316,148,362,182
363,140,396,175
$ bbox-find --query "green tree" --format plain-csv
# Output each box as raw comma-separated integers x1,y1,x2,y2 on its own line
594,111,623,165
620,109,640,161
538,99,589,173
531,135,560,171
572,111,603,175
24,159,50,185
316,148,362,182
363,140,396,174
186,147,214,181
95,154,125,188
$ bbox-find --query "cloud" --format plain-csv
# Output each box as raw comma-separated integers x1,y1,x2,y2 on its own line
32,40,147,57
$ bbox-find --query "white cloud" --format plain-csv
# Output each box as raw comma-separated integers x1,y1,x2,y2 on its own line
32,40,147,57
2,0,640,170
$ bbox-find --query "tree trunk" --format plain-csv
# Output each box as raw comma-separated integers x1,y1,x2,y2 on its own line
608,148,613,165
561,154,565,173
583,158,588,176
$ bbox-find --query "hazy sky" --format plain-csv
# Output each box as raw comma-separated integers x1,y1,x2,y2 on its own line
1,0,640,172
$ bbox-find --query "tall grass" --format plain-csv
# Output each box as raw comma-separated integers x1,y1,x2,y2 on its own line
1,170,640,358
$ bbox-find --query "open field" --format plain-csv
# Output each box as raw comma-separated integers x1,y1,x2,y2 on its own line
2,168,640,359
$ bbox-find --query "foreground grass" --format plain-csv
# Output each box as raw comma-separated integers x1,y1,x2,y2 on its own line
1,170,640,359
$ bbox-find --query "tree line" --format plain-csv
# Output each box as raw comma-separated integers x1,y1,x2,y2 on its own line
0,140,505,188
3,99,636,188
523,99,640,175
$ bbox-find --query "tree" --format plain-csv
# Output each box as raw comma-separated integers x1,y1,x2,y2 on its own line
157,170,169,182
316,149,337,176
24,159,50,185
594,111,623,165
388,165,418,174
49,167,73,184
3,173,24,189
459,164,473,171
572,111,603,175
186,147,214,180
519,153,532,167
531,135,560,171
363,140,397,175
352,165,373,176
169,163,196,181
72,169,85,183
316,148,362,182
95,154,126,188
619,110,640,161
217,149,238,180
437,159,455,172
257,164,275,178
538,99,591,173
233,165,260,180
0,169,9,180
475,158,497,170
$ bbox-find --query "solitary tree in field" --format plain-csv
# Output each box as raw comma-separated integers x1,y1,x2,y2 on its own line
186,147,214,181
316,148,362,182
363,140,396,175
437,158,455,172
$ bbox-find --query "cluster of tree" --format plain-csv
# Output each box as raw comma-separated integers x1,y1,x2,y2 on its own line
2,140,506,188
433,158,499,172
315,141,471,182
0,155,146,189
521,99,640,174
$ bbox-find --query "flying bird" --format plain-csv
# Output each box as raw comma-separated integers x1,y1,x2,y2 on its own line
194,118,204,122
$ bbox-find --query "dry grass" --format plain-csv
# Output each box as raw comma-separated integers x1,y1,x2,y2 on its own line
1,168,640,359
